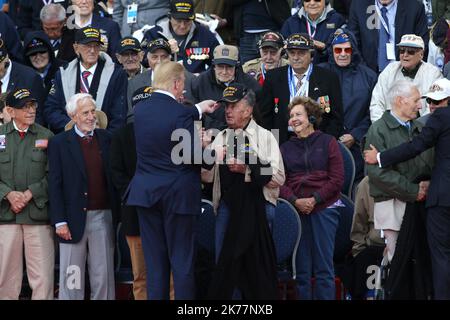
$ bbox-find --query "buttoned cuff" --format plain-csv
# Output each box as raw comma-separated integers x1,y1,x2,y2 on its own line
377,152,382,168
195,104,202,120
55,222,68,228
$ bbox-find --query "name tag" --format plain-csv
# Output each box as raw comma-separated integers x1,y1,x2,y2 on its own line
0,135,5,149
326,23,335,29
127,3,138,24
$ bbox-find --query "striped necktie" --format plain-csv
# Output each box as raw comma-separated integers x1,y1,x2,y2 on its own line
80,71,91,93
295,74,304,93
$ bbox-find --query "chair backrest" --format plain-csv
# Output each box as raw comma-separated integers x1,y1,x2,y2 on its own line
334,193,355,263
272,198,302,279
196,199,216,255
337,141,356,198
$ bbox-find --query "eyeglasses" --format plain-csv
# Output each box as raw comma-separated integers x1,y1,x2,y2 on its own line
399,47,419,55
426,97,446,105
333,47,352,54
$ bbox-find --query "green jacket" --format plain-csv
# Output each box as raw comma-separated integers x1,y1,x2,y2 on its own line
365,111,433,203
432,0,450,21
0,122,54,225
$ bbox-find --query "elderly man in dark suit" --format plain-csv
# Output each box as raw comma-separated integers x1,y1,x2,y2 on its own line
259,33,344,144
48,93,118,300
364,79,450,300
0,11,24,62
126,61,217,300
347,0,429,73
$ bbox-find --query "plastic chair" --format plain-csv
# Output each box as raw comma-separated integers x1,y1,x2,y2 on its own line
272,198,302,299
337,141,356,198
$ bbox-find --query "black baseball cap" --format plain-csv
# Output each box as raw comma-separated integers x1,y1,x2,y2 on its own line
218,83,248,104
259,31,284,49
25,38,48,56
286,33,314,50
147,38,171,54
170,0,195,20
75,27,104,45
132,86,154,108
117,36,141,54
6,88,37,109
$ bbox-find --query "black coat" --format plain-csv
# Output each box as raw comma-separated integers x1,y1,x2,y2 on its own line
0,11,24,63
228,0,291,41
347,0,429,72
110,122,140,236
380,106,450,208
259,65,344,144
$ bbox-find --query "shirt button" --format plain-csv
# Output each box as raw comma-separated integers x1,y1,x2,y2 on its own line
84,192,88,196
83,208,87,211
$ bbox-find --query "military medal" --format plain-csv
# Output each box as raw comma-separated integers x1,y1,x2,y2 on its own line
274,97,279,114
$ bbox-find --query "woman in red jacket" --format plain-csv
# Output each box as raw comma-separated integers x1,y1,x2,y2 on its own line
280,96,344,300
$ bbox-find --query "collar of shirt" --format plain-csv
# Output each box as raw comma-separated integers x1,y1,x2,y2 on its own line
75,14,93,28
74,124,94,138
13,120,29,133
376,0,398,12
293,63,312,87
390,110,411,128
1,60,12,92
39,63,52,80
80,62,97,85
154,89,176,101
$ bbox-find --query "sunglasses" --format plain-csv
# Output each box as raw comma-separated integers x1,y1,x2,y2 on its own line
399,48,419,55
333,47,352,54
426,97,446,105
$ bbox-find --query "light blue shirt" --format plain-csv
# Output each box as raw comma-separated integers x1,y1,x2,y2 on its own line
390,110,411,129
376,0,398,44
74,124,94,138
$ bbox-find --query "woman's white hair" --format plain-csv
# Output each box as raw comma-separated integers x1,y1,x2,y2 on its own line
65,93,96,116
388,80,418,107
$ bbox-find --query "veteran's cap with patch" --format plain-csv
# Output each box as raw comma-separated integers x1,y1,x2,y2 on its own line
75,27,104,45
117,36,141,54
218,83,248,104
213,45,239,66
259,31,284,49
170,0,195,20
132,86,154,108
6,88,37,109
286,33,314,50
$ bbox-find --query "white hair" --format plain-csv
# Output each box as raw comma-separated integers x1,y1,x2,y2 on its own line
388,80,418,107
65,93,96,116
40,3,66,22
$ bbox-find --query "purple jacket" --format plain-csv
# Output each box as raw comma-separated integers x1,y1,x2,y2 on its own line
280,131,344,213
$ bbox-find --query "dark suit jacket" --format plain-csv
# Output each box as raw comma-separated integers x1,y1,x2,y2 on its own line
0,11,24,63
347,0,429,72
7,62,46,125
380,107,450,208
48,128,119,243
126,92,201,216
259,64,344,144
91,14,122,61
110,122,140,236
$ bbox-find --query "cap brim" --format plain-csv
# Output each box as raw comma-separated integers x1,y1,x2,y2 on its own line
25,47,48,56
77,38,104,45
213,58,237,66
149,45,171,53
217,97,241,103
171,13,195,20
286,46,312,50
422,92,450,100
259,41,281,49
118,46,141,54
396,43,424,49
12,97,37,109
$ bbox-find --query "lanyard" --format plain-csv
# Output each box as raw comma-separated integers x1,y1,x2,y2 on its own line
288,64,313,101
306,20,316,39
42,0,52,5
260,63,266,80
375,5,390,37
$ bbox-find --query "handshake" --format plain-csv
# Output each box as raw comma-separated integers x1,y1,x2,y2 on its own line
416,180,430,202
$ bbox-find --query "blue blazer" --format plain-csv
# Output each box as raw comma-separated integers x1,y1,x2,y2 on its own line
126,92,201,216
380,107,450,208
347,0,429,72
48,128,118,243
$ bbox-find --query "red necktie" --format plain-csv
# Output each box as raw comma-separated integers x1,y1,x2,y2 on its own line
18,131,26,139
80,71,91,93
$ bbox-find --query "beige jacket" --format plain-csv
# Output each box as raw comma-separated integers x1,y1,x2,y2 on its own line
202,119,285,212
350,176,385,257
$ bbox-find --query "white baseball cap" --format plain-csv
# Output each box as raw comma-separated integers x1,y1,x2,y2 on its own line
422,78,450,101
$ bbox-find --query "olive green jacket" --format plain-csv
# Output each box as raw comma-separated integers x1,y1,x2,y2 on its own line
365,111,434,203
0,122,53,225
